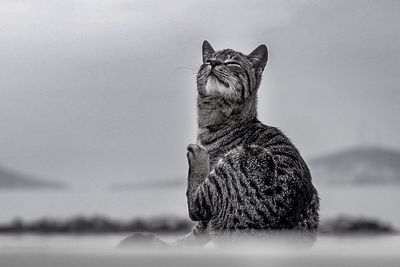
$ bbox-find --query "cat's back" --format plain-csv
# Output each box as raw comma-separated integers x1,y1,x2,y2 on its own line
246,121,300,155
207,121,318,232
237,121,316,208
208,120,310,181
242,121,311,179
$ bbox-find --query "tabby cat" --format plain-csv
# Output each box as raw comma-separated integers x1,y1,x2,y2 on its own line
181,41,319,245
117,41,319,248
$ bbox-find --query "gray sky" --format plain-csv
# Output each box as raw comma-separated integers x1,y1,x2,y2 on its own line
0,0,399,188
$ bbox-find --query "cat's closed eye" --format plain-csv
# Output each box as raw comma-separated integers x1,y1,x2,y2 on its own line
225,61,243,68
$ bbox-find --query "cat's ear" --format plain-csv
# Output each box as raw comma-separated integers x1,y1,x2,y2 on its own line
248,44,268,72
202,40,215,63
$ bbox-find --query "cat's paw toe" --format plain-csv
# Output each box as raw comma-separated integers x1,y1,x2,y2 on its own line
187,144,206,159
187,144,203,152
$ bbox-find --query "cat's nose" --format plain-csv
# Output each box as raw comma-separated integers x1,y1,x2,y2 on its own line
209,60,223,68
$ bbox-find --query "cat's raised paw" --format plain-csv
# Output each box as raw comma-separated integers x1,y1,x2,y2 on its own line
187,144,209,175
187,143,205,153
187,144,207,160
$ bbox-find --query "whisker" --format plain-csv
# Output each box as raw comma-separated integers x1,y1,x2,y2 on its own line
175,65,199,71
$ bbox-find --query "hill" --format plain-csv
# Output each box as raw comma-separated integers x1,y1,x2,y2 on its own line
0,166,64,190
111,146,400,189
309,146,400,185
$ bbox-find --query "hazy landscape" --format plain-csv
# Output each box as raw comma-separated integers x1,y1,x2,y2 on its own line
1,0,399,265
1,146,399,228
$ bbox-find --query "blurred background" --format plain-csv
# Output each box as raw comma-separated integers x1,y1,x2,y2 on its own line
0,0,399,235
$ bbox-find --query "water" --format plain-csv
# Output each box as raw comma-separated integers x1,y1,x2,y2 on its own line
0,185,400,227
317,185,400,227
0,186,188,222
1,185,400,266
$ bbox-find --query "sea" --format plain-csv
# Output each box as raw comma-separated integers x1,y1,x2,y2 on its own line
0,185,399,227
0,185,400,266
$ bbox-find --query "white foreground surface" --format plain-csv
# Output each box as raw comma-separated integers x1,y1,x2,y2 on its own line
0,234,399,267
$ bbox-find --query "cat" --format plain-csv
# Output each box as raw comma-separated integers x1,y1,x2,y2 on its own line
117,41,319,248
182,40,319,245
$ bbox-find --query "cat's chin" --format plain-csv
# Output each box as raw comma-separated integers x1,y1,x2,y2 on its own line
205,76,231,96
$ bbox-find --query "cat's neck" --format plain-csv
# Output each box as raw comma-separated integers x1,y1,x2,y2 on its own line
196,95,257,146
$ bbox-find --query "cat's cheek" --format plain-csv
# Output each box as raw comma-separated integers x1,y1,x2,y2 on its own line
198,81,208,96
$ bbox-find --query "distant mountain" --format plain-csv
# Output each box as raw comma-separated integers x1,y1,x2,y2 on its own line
111,146,400,189
111,177,185,191
0,166,64,190
309,146,400,185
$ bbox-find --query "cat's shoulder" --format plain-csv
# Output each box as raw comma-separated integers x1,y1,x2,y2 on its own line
252,120,291,143
217,144,274,169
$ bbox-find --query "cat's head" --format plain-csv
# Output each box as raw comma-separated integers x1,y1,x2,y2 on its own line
197,41,268,102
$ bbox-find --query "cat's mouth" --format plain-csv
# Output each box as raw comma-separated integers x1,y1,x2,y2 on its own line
209,72,230,88
205,74,232,96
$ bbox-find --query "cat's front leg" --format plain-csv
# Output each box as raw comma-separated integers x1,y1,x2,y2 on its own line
186,144,210,193
186,144,210,219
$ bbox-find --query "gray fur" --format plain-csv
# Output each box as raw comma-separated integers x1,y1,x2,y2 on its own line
183,41,319,245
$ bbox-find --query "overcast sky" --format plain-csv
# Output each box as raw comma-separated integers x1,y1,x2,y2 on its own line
0,0,399,188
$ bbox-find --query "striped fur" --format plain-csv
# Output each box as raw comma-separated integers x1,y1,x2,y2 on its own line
183,41,319,245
